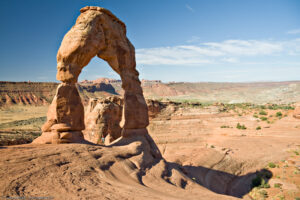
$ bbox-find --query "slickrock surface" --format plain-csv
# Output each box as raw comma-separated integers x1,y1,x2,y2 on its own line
0,143,236,200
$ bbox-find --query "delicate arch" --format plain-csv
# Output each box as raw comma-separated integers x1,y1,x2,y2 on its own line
56,6,149,130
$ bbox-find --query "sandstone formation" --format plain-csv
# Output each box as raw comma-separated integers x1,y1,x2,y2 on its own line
84,96,123,144
33,83,86,144
293,103,300,119
33,6,152,145
146,99,166,119
83,97,166,144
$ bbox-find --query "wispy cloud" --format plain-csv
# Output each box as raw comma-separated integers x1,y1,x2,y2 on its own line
136,38,300,66
186,36,201,43
287,29,300,34
185,4,194,12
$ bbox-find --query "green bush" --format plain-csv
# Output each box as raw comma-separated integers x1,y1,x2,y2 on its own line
276,112,282,117
236,123,247,130
259,110,268,115
260,117,268,121
253,114,258,118
220,125,230,128
268,162,276,168
256,126,261,130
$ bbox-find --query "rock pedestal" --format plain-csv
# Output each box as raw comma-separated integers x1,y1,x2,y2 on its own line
32,83,86,144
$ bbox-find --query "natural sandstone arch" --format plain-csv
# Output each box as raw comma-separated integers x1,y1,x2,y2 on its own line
33,6,150,144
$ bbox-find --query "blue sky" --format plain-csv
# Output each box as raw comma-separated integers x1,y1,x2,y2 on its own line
0,0,299,82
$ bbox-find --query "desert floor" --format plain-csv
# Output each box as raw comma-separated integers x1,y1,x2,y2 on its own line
0,103,299,200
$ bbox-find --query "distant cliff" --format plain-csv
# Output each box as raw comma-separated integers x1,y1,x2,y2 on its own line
0,81,119,107
1,79,300,106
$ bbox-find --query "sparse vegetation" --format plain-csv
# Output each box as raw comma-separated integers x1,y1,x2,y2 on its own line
256,126,261,130
236,123,247,130
220,125,230,128
260,117,268,121
276,112,282,117
259,110,268,115
268,162,276,168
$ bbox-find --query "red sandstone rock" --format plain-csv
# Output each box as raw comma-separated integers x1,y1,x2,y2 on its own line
33,83,85,144
84,96,123,144
56,6,149,130
33,6,154,145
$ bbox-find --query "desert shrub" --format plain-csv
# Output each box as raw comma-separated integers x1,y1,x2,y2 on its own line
253,114,258,118
256,126,261,130
260,117,268,121
236,123,247,130
220,125,230,128
259,110,268,115
295,197,300,200
268,162,276,168
260,105,266,109
276,112,282,117
274,183,282,188
267,104,294,110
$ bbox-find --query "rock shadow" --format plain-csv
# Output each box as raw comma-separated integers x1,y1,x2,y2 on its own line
168,162,272,198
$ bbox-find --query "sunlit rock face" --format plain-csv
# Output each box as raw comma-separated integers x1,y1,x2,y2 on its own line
33,6,150,144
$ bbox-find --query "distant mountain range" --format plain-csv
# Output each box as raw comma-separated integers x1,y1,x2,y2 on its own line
1,79,300,107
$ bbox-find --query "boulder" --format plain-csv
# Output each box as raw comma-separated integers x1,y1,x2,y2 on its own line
84,96,123,144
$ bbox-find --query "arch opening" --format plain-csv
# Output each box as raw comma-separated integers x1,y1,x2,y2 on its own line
33,6,149,144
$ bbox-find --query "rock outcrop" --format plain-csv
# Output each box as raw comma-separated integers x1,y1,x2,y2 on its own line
84,96,123,144
293,103,300,119
33,83,86,144
33,6,153,147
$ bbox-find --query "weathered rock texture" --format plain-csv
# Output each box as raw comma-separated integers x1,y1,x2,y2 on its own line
293,103,300,119
33,83,86,144
33,6,151,145
84,96,123,144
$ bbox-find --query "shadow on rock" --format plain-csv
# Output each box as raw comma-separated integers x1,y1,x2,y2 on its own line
168,162,272,198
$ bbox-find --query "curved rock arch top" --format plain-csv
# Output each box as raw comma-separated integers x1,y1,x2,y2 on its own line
33,6,150,144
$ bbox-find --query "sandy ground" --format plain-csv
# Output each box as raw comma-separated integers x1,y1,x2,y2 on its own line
0,105,299,199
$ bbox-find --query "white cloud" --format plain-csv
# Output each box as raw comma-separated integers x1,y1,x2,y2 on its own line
287,29,300,34
136,38,300,66
185,4,194,12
